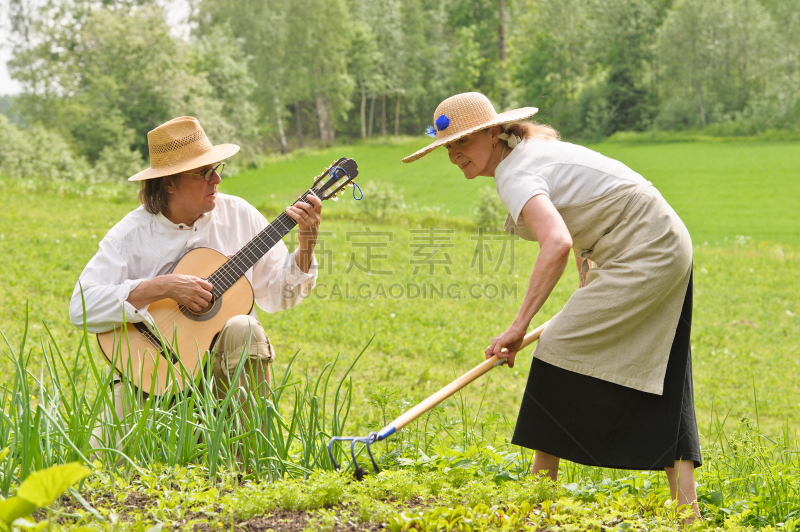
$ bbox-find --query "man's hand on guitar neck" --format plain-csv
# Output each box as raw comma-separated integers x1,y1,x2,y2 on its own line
127,274,213,313
286,192,322,274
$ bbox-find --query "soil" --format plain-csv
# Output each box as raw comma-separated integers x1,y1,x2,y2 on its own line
243,510,384,532
236,496,439,531
36,489,440,530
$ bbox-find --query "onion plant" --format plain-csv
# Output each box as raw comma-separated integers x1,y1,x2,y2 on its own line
0,305,369,495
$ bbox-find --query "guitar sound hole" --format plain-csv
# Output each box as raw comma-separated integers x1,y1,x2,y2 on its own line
180,294,222,322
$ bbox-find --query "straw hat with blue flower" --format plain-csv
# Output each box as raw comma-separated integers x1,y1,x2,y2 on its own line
402,92,538,163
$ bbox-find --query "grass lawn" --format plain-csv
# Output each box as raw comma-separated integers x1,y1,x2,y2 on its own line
1,138,799,530
227,138,800,246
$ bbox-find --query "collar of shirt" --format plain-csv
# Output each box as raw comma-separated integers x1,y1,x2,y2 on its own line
155,211,211,233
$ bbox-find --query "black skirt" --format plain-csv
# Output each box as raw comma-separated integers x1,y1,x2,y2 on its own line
511,273,701,470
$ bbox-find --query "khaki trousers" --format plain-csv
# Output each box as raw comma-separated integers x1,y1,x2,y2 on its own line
90,315,275,453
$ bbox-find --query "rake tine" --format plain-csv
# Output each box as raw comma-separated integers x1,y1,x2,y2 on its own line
364,432,380,473
350,439,367,480
328,435,355,471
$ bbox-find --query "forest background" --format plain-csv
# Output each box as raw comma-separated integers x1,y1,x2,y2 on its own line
1,0,799,185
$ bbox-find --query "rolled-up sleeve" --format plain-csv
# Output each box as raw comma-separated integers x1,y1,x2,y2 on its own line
69,238,152,333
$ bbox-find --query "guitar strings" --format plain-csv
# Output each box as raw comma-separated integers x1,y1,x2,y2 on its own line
207,193,309,291
214,209,300,286
141,164,352,349
205,177,346,288
211,163,351,288
159,195,307,333
150,187,320,340
157,207,301,337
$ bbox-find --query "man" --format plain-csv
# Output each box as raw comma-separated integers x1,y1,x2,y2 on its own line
70,116,321,449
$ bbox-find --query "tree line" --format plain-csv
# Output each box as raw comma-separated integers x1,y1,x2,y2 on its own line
3,0,799,174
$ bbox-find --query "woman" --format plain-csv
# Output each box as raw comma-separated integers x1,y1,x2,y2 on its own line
403,92,701,519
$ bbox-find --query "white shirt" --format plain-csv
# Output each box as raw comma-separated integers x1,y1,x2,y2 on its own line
69,193,317,333
494,138,650,224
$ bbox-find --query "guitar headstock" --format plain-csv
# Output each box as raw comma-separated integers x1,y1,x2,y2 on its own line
312,158,359,201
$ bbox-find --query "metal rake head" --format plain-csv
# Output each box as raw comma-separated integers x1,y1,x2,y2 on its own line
327,431,380,481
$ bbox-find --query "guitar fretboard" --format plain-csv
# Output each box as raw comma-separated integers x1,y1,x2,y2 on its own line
207,189,318,297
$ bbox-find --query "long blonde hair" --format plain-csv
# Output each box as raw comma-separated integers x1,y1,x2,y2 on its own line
501,121,560,142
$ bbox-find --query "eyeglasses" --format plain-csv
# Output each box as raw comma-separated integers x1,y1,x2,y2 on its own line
182,162,225,181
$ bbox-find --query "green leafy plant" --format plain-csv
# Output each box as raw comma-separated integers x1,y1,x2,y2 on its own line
0,457,90,528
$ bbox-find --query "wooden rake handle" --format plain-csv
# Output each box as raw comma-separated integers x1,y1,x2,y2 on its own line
374,319,550,441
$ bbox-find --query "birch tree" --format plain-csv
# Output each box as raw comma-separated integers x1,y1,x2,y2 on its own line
656,0,777,127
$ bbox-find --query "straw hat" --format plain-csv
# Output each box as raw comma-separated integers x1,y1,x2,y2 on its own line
128,116,240,181
402,92,538,163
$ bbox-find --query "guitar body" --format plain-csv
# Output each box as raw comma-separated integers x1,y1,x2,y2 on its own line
97,247,254,396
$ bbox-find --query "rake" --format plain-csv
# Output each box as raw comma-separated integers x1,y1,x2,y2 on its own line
327,319,549,479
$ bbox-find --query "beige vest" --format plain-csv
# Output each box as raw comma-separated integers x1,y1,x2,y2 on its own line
505,184,692,395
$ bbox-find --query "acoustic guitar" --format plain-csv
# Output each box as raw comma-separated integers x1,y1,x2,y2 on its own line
97,158,359,396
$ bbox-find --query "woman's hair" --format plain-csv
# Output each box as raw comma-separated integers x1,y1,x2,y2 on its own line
138,175,177,214
500,121,560,142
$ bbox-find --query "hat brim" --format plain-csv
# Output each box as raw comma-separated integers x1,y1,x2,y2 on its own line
128,144,241,181
402,107,538,163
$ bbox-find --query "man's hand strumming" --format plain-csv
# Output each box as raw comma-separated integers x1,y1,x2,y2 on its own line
127,274,213,312
162,275,213,312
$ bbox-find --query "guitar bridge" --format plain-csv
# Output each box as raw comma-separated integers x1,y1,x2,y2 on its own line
133,322,180,365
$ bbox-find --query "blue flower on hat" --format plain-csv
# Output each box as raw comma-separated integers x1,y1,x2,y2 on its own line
424,114,452,138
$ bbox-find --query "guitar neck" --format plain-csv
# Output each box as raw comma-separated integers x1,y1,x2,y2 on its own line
207,189,318,297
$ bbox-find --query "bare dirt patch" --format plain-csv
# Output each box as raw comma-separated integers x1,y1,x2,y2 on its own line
243,510,384,531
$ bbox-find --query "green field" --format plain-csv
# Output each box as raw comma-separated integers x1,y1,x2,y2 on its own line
1,139,800,529
229,138,800,246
